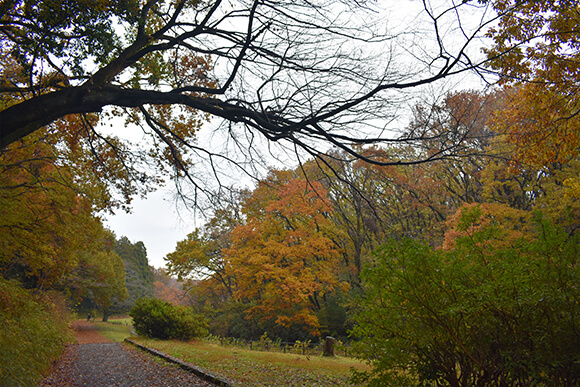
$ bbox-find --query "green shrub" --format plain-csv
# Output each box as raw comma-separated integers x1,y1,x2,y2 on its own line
130,298,208,340
352,213,580,386
0,279,72,386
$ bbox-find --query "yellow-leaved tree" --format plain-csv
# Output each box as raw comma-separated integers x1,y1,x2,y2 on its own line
226,171,348,335
485,0,580,198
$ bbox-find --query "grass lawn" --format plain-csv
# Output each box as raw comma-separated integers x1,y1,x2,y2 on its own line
131,337,370,386
106,316,133,325
93,317,133,342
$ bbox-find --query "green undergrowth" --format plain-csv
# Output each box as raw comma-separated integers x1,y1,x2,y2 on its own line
131,337,370,386
0,279,73,386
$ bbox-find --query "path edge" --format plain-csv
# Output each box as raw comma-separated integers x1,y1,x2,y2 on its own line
124,338,234,387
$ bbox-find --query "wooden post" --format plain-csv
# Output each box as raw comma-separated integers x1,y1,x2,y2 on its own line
323,336,336,357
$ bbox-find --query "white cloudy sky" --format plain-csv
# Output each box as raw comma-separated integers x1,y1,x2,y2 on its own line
103,189,194,268
105,192,189,267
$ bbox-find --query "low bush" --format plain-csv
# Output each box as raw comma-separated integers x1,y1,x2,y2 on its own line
130,298,208,340
0,278,72,386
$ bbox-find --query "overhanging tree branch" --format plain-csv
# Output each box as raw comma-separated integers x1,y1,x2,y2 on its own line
0,0,516,204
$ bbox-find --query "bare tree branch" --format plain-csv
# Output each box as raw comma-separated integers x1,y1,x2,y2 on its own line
0,0,508,207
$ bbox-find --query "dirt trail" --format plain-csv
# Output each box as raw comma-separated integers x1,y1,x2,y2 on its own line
71,320,114,344
39,321,217,386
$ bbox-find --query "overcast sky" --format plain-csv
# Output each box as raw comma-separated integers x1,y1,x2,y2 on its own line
103,188,198,269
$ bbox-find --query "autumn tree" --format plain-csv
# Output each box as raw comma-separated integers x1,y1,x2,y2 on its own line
0,108,146,323
152,267,186,305
223,171,349,335
307,90,500,282
166,188,292,338
166,189,247,295
484,0,580,89
410,90,500,199
0,126,131,306
311,146,446,284
0,129,120,289
0,124,130,380
484,0,580,195
165,188,247,322
167,169,352,337
348,88,580,384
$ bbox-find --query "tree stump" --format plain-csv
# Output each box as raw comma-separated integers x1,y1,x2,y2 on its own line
323,336,336,357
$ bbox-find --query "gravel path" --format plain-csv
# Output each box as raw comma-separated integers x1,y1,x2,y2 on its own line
39,321,218,387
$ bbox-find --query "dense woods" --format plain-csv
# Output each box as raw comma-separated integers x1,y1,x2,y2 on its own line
2,0,580,385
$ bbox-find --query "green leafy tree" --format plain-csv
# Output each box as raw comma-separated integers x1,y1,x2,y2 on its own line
352,204,580,386
114,236,155,311
90,250,129,321
67,229,129,321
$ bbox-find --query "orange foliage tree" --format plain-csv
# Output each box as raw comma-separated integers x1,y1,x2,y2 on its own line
225,172,349,335
1,116,135,320
153,268,186,306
